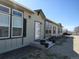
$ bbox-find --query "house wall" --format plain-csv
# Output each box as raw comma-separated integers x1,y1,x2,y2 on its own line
0,6,25,53
58,26,63,36
24,11,45,42
0,0,63,54
32,12,45,40
23,11,34,46
52,24,62,36
45,20,63,38
45,21,52,39
0,5,23,54
52,24,58,36
0,1,45,54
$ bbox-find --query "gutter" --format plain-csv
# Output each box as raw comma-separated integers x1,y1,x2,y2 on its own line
10,0,34,13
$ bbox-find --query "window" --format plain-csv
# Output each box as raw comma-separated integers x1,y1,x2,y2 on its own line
60,28,62,33
53,26,56,34
58,28,62,34
0,4,10,14
13,9,22,17
12,9,23,37
49,30,51,33
46,30,49,34
0,4,10,38
23,18,26,37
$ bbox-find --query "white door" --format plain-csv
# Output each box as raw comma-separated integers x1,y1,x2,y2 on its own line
35,22,41,40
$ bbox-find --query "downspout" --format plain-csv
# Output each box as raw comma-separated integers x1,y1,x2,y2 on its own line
44,19,46,39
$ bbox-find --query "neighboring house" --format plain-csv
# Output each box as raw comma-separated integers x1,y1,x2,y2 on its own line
0,0,63,54
45,19,63,39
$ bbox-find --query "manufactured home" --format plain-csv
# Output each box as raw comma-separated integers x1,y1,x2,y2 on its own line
45,18,63,39
0,0,63,54
0,0,46,54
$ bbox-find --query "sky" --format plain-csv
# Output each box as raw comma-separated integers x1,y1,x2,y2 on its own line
15,0,79,31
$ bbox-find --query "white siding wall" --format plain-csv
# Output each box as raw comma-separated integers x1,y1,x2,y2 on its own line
0,38,23,54
32,13,45,40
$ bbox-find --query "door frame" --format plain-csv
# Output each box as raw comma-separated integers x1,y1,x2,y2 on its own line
34,21,41,40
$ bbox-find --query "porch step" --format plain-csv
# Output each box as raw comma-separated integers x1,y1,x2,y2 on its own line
45,41,55,49
39,40,55,48
40,40,46,45
39,40,55,49
30,40,55,49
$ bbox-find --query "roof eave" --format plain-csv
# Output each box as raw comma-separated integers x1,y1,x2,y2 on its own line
10,0,34,13
34,9,46,18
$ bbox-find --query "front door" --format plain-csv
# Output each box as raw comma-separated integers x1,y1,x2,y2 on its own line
35,22,41,40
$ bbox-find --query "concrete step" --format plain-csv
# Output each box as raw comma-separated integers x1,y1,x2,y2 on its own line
45,41,55,49
30,40,55,49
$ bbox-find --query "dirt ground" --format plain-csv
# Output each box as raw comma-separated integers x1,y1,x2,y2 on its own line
49,35,79,59
0,44,69,59
22,49,70,59
1,35,79,59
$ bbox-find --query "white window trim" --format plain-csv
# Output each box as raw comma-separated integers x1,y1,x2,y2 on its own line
35,21,41,40
0,4,11,15
0,4,10,39
11,9,23,38
12,9,23,17
0,14,10,39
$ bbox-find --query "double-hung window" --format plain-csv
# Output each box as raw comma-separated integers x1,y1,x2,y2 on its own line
58,28,62,34
0,4,10,38
60,28,62,33
12,9,23,37
58,28,60,34
53,26,56,34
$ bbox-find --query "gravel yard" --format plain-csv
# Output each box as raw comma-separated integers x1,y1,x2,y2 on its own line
49,35,79,59
22,48,69,59
0,35,76,59
0,45,69,59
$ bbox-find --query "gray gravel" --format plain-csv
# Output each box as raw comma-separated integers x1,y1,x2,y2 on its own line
0,36,75,59
49,36,79,59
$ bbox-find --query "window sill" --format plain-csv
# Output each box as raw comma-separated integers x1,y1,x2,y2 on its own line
0,37,24,40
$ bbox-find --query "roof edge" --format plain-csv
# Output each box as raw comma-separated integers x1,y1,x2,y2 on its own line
34,9,46,18
10,0,34,13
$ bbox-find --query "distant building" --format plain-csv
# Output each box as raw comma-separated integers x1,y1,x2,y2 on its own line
63,29,72,35
74,26,79,35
